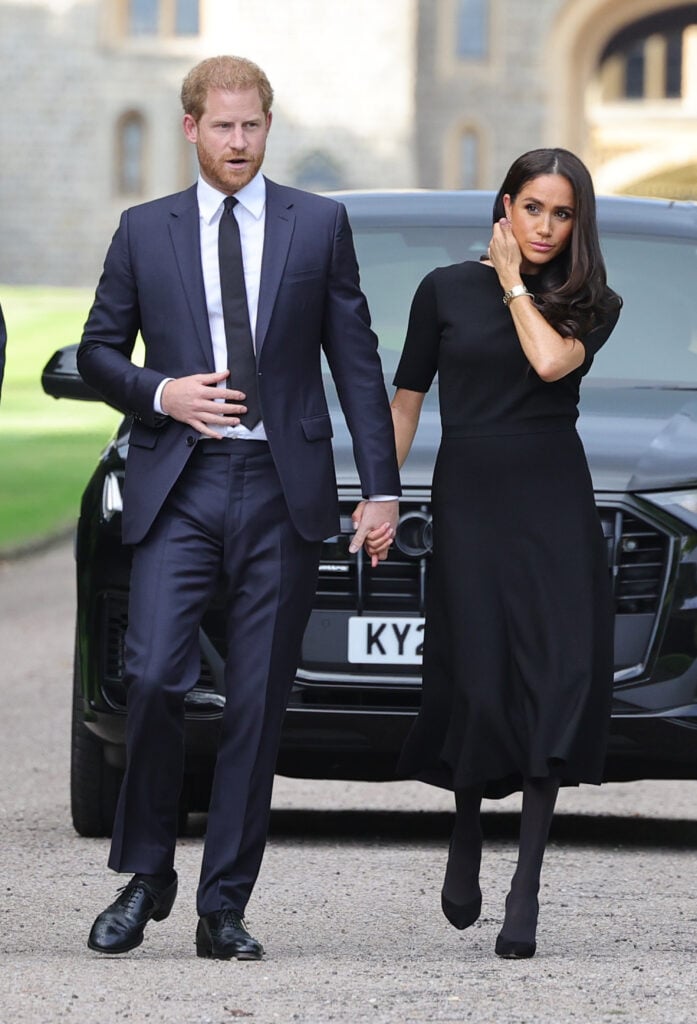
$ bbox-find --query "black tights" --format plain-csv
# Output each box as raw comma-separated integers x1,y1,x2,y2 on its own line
500,777,559,943
442,785,484,907
443,777,559,942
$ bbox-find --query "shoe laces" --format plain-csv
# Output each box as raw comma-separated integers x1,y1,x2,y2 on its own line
217,908,245,930
115,878,150,912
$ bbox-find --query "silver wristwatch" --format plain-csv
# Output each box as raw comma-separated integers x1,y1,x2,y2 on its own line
502,284,534,306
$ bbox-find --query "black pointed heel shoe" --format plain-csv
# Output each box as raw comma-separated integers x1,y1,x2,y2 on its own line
440,888,482,930
494,932,536,959
494,890,538,958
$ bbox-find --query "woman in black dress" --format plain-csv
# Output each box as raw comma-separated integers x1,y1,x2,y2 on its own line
366,149,621,959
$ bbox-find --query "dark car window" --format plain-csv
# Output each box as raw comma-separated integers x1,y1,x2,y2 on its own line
347,224,697,388
351,227,490,375
593,235,697,384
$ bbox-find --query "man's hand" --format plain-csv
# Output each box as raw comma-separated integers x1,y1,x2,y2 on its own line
161,370,247,438
350,499,398,568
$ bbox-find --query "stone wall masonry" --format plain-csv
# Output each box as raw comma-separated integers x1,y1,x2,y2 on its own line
0,0,418,285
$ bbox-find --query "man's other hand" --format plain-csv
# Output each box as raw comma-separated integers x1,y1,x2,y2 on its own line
161,370,247,438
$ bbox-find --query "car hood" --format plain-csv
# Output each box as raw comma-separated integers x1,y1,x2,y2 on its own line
577,383,697,492
329,380,697,494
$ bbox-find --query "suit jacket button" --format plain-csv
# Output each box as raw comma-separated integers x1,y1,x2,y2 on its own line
186,435,196,447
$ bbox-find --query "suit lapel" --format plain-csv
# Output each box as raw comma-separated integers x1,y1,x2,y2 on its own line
168,185,215,369
256,179,295,356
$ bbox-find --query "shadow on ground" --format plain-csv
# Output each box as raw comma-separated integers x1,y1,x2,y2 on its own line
262,809,697,848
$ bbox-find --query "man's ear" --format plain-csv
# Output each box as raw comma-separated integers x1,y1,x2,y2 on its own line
183,114,198,144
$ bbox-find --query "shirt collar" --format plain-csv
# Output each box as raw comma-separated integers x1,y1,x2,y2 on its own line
197,171,266,225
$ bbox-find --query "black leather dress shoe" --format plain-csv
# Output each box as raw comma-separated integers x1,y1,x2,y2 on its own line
196,909,264,960
87,872,178,954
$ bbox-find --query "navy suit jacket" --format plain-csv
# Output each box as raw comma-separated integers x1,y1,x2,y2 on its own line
77,179,400,545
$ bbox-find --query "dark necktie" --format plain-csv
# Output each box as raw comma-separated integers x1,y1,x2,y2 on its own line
218,196,261,428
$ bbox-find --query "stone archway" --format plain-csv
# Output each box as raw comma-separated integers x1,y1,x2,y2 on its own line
544,0,697,194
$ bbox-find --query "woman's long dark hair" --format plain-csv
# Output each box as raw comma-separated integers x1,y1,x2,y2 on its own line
492,148,621,338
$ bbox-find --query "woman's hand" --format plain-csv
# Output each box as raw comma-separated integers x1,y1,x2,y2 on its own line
364,522,394,564
487,218,587,381
488,217,524,290
351,500,396,568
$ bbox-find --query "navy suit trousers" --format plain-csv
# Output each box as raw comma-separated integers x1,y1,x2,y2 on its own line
108,441,322,915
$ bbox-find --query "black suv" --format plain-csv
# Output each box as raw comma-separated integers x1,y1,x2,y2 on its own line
43,190,697,836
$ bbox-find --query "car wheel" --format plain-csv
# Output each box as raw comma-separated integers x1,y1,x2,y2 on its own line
70,632,196,838
70,636,122,838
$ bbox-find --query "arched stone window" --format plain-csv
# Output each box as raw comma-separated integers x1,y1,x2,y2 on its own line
124,0,200,37
116,111,146,196
455,0,488,59
443,123,483,189
128,0,158,35
293,151,345,192
458,128,480,189
174,0,199,34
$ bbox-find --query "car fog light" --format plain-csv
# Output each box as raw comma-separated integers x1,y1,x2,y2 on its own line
395,510,433,557
101,472,123,521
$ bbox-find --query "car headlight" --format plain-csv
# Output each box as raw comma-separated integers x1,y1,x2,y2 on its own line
639,489,697,531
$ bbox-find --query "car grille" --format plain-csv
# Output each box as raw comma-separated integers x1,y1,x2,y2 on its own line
316,505,429,614
314,500,669,618
600,509,669,614
99,593,222,712
96,501,670,713
103,596,128,690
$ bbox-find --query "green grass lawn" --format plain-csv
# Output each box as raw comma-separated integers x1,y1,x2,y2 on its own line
0,286,120,554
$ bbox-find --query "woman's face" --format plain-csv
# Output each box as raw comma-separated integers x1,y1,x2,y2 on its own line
503,173,575,274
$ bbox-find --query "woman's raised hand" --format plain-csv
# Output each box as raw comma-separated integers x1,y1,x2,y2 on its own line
488,218,523,288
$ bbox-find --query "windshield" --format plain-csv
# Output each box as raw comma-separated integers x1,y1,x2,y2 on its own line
349,225,697,386
351,226,485,378
591,234,697,384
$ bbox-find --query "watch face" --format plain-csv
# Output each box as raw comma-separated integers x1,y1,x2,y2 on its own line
503,285,532,306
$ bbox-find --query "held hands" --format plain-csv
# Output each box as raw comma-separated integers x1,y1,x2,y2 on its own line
161,370,247,438
350,499,398,569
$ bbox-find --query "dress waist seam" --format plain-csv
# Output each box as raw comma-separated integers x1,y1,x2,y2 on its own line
441,417,576,438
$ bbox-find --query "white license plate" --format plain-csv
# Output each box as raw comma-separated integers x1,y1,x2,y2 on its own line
347,616,425,665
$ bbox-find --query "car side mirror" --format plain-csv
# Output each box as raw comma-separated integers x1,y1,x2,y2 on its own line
41,344,103,402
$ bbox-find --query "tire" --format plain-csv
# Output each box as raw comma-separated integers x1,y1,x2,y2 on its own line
70,636,122,837
70,633,196,837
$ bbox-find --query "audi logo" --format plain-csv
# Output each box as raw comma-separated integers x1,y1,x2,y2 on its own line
395,510,433,558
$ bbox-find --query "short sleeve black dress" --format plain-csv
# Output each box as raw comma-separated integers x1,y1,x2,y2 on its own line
395,261,620,798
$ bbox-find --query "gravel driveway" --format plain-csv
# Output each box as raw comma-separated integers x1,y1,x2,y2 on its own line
1,541,696,1023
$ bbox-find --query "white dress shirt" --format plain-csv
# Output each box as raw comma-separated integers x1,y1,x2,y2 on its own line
155,174,397,502
155,171,267,440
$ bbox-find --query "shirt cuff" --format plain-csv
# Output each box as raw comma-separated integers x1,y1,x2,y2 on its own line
367,495,399,502
154,377,173,415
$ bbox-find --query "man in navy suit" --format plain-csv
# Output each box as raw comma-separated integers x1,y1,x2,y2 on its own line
79,55,400,960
